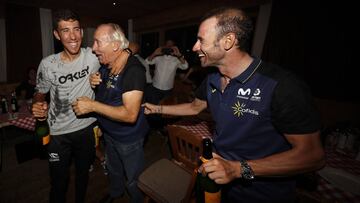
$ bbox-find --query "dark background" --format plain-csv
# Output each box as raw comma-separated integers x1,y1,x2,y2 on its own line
2,0,358,101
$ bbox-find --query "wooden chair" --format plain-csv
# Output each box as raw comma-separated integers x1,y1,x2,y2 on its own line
167,125,202,173
138,125,203,203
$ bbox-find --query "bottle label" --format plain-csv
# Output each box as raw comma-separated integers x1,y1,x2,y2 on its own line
42,134,50,145
93,126,100,147
11,103,16,111
205,191,221,203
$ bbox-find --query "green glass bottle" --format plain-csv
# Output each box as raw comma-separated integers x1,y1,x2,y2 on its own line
196,138,221,203
35,119,50,146
10,91,19,112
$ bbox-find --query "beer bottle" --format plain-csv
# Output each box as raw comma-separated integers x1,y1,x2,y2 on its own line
35,119,50,145
196,138,221,203
10,91,19,112
1,96,8,113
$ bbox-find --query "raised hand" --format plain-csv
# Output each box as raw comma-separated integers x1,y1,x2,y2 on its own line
171,46,181,57
89,72,102,88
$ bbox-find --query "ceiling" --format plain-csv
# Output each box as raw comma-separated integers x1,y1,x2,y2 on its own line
4,0,268,21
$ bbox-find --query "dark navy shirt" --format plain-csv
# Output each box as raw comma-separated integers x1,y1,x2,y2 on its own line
95,56,149,143
196,58,320,202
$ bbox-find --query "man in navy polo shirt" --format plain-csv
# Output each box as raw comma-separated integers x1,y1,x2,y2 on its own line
72,23,148,203
143,7,325,202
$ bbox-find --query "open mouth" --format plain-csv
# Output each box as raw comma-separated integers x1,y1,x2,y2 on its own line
198,53,205,58
69,42,78,48
95,53,104,62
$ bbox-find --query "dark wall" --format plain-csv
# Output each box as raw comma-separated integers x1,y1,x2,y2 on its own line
0,5,4,18
6,4,42,83
262,0,357,101
165,25,199,66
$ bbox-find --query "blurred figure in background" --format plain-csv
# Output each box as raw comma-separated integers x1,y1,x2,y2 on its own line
131,42,152,85
144,40,189,131
145,39,188,104
16,66,37,100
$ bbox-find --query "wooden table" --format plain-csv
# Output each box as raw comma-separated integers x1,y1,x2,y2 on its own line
0,100,35,172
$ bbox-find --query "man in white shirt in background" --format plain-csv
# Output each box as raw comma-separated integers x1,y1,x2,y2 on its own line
132,42,152,85
145,39,188,104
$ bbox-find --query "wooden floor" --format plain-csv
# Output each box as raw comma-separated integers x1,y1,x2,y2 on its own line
0,126,170,203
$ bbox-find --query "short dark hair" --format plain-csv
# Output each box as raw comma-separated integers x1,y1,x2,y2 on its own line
201,7,253,51
52,9,80,30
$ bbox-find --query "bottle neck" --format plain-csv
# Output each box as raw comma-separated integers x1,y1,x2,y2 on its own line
202,138,213,160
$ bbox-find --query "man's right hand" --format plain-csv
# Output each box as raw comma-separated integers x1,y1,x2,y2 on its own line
90,72,102,88
142,102,161,114
32,101,48,119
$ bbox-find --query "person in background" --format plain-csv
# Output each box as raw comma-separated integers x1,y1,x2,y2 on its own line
131,42,152,85
144,40,189,131
145,39,188,104
143,7,325,202
31,10,130,203
15,66,37,100
72,23,148,203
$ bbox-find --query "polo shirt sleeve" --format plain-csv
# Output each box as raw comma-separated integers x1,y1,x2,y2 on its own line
271,75,321,134
122,63,146,93
195,76,208,101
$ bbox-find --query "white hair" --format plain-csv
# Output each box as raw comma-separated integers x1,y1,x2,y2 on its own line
105,23,129,49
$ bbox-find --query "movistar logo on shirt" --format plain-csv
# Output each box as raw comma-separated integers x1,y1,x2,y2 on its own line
232,101,259,117
237,88,262,102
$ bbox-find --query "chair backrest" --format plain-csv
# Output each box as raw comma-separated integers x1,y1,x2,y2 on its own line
167,125,203,172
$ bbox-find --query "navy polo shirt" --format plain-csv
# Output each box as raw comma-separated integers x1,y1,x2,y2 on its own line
196,58,320,202
95,56,149,143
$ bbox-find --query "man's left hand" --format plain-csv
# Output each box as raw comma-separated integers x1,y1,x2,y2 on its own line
200,152,242,184
171,46,182,57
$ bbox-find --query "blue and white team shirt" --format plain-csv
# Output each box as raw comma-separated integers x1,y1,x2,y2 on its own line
196,57,320,202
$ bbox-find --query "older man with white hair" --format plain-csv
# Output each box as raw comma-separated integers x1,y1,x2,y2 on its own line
72,23,148,203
